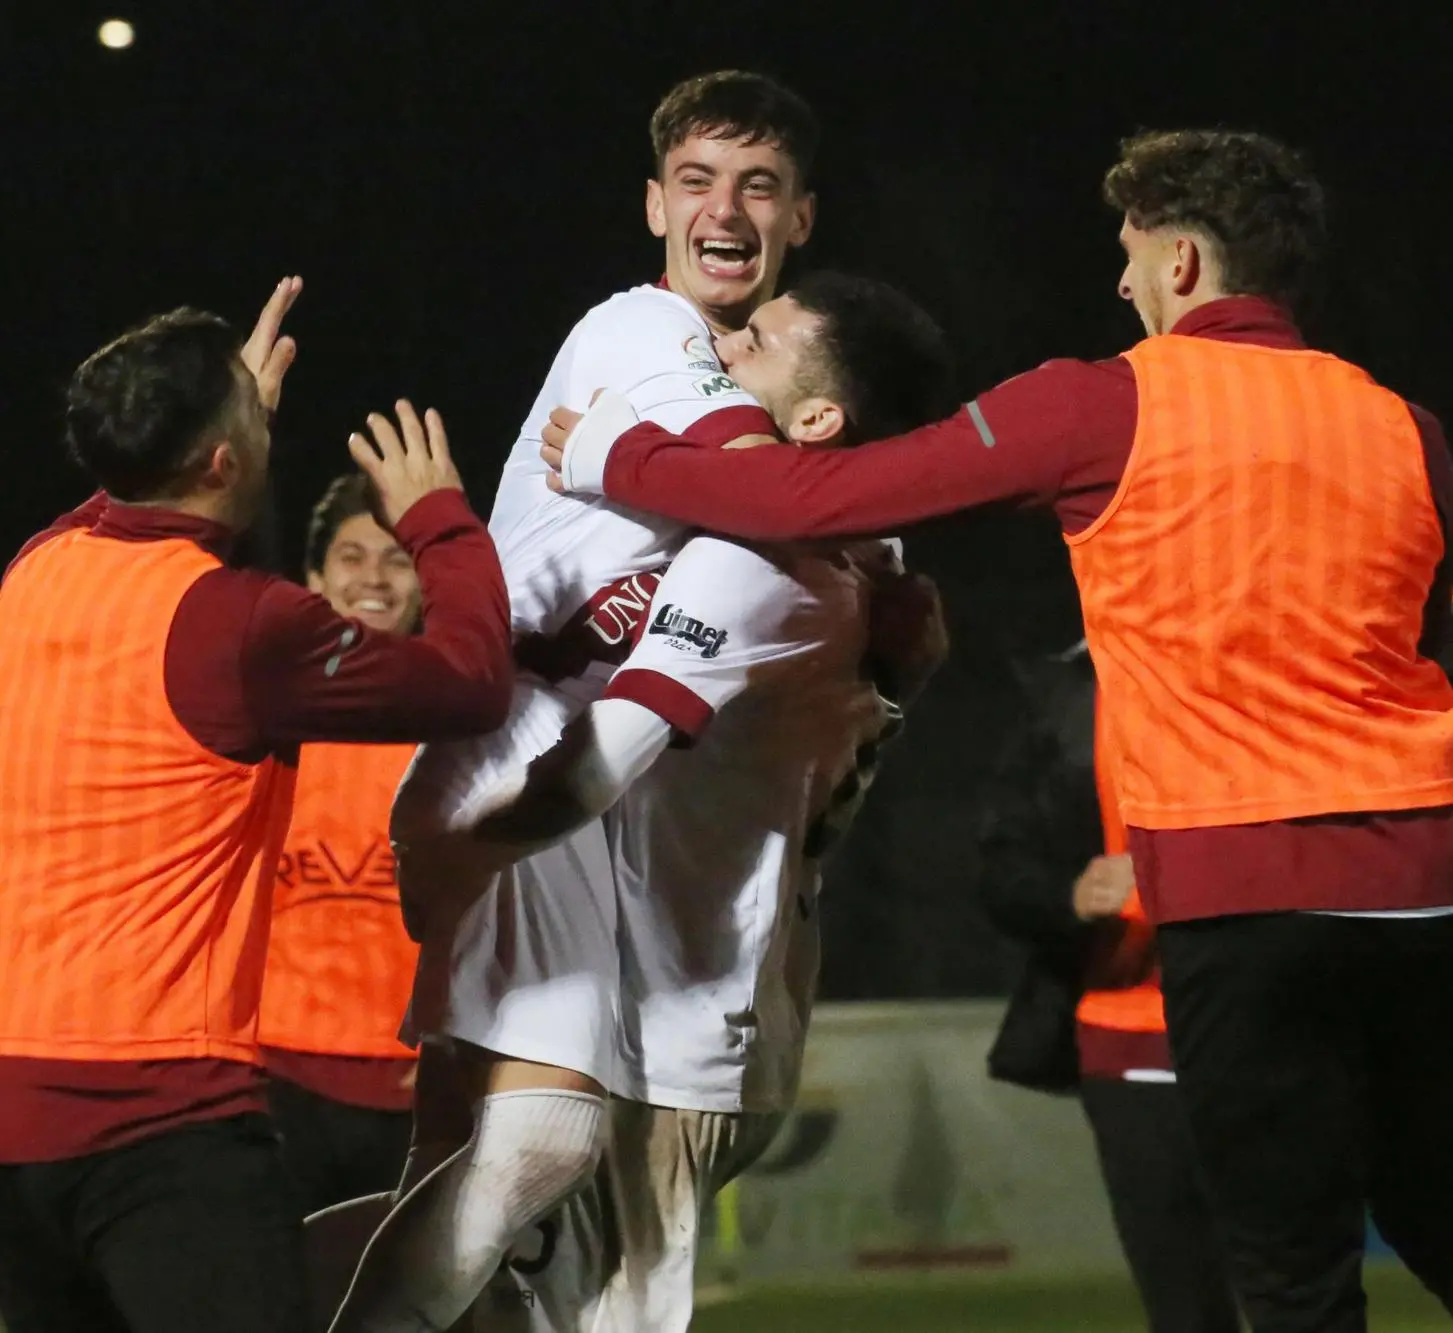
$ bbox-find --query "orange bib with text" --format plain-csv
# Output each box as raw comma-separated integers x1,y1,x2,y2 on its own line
260,742,418,1058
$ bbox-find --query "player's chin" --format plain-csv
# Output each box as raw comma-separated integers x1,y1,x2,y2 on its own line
688,271,764,315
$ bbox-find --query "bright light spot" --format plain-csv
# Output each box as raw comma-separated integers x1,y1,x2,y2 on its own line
97,19,135,50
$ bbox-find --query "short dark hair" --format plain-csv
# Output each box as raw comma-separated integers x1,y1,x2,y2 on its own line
305,472,375,575
650,70,818,189
65,307,244,501
1102,129,1328,308
787,271,959,444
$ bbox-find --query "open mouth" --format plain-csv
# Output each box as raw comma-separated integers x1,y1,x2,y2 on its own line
352,598,401,627
695,237,759,281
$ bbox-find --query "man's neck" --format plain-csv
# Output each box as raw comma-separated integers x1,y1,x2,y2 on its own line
1163,283,1232,333
658,271,758,338
108,491,238,529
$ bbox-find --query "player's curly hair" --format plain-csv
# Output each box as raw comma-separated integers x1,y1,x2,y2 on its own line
650,70,818,189
1102,129,1327,308
305,472,375,575
65,308,243,501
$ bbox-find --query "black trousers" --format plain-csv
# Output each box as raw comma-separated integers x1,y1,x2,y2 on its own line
0,1113,308,1333
1159,911,1453,1333
268,1076,413,1216
1081,1076,1240,1333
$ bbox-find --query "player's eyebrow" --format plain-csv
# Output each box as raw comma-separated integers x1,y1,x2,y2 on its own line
673,160,717,178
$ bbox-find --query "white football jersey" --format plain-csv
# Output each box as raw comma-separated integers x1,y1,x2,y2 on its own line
395,285,767,1084
601,534,899,1113
491,280,769,710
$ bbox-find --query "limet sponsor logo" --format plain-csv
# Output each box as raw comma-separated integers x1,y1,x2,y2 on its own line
647,603,728,659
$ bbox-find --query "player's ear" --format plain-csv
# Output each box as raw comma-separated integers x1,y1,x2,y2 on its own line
306,569,326,594
787,396,844,447
788,190,816,249
645,179,668,240
1171,232,1202,296
195,440,236,493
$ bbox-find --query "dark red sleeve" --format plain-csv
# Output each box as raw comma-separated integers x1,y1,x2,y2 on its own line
4,490,109,580
166,490,514,761
600,359,1135,539
1412,404,1453,661
679,404,778,448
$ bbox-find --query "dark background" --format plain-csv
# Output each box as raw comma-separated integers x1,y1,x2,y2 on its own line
7,2,1451,997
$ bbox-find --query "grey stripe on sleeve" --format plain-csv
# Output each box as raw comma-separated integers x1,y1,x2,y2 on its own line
966,399,996,448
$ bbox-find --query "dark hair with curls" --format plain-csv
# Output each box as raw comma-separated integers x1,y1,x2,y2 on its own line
787,271,959,445
1102,129,1328,308
304,472,376,575
650,70,819,189
65,308,244,501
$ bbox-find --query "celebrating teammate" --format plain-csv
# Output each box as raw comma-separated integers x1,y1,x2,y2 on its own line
261,474,427,1218
470,271,956,1332
320,70,811,1333
0,281,514,1333
545,130,1453,1331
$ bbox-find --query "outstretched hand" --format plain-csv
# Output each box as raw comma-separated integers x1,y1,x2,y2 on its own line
241,276,303,413
348,400,462,529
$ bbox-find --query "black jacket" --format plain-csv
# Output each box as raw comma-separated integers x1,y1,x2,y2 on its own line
977,645,1100,1093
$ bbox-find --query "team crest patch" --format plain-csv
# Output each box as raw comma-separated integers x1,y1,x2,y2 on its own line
681,333,719,371
647,603,728,658
692,371,740,398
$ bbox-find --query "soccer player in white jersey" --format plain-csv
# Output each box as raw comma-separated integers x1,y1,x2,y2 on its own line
319,71,818,1333
459,272,957,1332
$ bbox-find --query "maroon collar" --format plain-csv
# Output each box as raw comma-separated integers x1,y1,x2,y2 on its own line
1169,295,1307,350
92,502,235,562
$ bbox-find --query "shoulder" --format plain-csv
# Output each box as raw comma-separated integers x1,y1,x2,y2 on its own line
575,284,711,353
665,533,794,590
984,355,1133,400
174,565,325,654
1408,400,1448,446
660,535,856,637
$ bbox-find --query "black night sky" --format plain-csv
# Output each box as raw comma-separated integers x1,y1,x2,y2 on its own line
8,2,1452,996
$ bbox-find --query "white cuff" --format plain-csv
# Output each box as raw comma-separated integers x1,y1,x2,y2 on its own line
559,390,641,495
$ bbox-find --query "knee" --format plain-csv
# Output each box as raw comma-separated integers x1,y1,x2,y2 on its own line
510,1119,604,1197
465,1092,607,1214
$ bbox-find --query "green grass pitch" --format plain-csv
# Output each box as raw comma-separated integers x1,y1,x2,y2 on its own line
692,1263,1445,1331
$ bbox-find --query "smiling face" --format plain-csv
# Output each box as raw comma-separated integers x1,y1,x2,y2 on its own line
307,512,420,634
648,132,815,334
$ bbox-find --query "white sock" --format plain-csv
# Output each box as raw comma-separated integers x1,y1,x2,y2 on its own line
329,1089,605,1333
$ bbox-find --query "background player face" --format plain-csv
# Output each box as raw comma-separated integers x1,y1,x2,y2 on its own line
308,512,421,633
647,133,815,334
716,295,845,446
